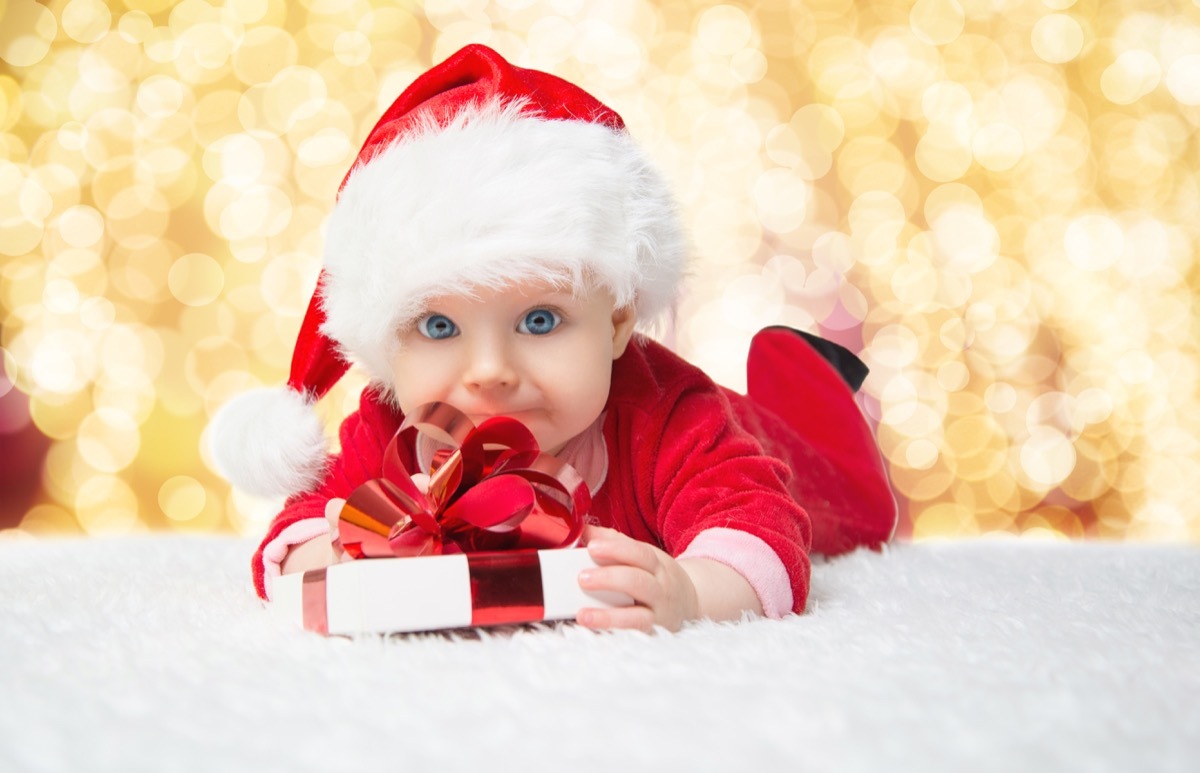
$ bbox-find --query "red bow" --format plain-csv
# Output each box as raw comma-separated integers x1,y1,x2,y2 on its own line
334,403,589,559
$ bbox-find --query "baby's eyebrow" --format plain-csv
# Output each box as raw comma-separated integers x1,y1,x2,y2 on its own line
528,289,584,304
396,313,432,333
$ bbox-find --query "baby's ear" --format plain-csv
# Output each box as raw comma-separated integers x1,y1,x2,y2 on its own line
611,305,637,359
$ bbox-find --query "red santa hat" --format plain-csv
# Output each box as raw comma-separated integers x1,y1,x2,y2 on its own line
209,44,686,498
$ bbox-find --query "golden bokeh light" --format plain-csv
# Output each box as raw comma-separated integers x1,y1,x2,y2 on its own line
1,0,1198,545
158,474,206,522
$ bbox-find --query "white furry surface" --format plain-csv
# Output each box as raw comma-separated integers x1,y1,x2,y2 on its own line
2,537,1196,772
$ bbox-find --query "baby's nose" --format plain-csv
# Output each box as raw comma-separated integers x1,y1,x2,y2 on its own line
462,340,518,389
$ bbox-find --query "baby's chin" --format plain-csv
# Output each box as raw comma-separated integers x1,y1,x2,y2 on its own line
533,419,603,458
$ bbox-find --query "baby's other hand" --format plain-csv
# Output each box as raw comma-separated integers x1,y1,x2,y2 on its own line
279,499,349,575
324,497,346,531
576,525,699,633
279,533,342,575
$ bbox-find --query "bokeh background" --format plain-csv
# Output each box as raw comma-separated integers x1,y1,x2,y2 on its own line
2,0,1198,544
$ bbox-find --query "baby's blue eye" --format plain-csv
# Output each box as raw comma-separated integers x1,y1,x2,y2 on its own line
418,314,458,340
518,308,561,335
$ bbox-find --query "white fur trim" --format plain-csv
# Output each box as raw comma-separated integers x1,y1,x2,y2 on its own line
321,100,687,384
208,387,327,498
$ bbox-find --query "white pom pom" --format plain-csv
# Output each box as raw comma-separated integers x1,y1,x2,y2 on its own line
207,387,328,498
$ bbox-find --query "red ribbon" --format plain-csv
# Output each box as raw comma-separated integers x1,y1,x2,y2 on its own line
333,402,590,561
301,569,329,635
467,551,545,627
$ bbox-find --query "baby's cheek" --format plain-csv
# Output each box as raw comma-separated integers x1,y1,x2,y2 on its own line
571,355,614,413
390,345,460,408
391,373,446,412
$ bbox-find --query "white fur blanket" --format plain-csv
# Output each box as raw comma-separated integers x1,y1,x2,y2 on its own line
1,537,1196,772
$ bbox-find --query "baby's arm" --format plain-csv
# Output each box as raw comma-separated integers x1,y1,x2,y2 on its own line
575,385,811,631
577,525,761,632
678,557,764,620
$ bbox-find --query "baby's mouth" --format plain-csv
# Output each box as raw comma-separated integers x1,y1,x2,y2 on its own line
471,408,536,423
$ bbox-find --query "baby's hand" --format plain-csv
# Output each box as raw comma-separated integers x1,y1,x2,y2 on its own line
576,525,699,633
279,498,349,575
325,497,346,532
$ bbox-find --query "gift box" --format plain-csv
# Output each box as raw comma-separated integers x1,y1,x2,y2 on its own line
268,402,631,635
269,547,631,635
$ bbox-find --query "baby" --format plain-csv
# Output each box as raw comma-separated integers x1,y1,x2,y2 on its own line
210,44,896,632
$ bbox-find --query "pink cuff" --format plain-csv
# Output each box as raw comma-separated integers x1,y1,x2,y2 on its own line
260,518,330,602
678,528,794,619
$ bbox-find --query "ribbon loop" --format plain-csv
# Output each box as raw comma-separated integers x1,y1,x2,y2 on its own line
332,402,589,560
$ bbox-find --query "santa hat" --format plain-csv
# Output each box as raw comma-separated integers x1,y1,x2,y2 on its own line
208,44,686,498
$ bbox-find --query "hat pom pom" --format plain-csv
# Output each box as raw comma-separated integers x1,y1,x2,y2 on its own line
208,387,328,498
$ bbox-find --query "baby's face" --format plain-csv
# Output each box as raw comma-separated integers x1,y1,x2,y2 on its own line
389,278,637,454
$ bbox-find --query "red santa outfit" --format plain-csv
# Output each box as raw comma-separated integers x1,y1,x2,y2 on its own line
248,331,895,613
209,45,896,619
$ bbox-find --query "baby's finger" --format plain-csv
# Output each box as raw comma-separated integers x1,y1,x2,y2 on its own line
579,524,621,546
576,605,656,633
579,565,664,610
325,498,346,546
586,533,659,573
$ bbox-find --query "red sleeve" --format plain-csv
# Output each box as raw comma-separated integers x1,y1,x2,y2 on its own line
249,387,405,599
644,386,813,614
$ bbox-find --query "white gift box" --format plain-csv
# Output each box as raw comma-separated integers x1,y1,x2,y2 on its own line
269,547,632,635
